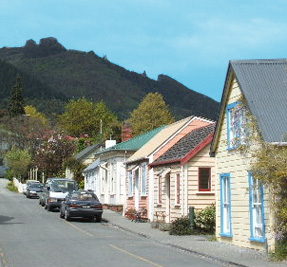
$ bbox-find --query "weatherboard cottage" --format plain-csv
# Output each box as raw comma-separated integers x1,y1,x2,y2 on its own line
210,59,287,251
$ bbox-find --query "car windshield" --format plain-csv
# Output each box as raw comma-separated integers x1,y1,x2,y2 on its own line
29,183,43,188
51,180,77,193
70,192,99,201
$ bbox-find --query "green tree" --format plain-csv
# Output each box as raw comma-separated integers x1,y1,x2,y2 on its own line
5,146,32,179
58,98,119,142
8,75,25,117
24,105,48,125
129,92,174,135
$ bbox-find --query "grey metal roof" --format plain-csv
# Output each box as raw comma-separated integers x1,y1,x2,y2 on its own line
230,59,287,143
74,144,102,161
152,124,215,165
83,158,100,172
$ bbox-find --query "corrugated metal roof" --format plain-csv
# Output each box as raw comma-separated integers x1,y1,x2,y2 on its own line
230,59,287,142
152,124,215,164
94,125,166,156
83,158,100,172
127,116,195,163
74,143,102,160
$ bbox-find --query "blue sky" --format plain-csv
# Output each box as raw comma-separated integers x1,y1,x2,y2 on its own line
1,0,287,102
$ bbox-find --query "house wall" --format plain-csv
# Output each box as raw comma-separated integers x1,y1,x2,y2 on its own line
153,118,211,161
126,161,149,218
215,77,273,251
186,145,215,209
153,145,215,223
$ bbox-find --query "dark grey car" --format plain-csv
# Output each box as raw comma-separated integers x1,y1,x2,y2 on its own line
26,183,44,198
60,191,103,222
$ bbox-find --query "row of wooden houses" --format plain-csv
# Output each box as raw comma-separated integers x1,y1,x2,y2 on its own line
67,59,287,253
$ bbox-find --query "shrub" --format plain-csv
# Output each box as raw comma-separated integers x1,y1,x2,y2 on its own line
6,181,18,192
169,216,194,235
194,204,216,234
270,240,287,261
78,180,85,189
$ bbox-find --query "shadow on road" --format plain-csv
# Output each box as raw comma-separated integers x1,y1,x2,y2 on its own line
0,215,15,224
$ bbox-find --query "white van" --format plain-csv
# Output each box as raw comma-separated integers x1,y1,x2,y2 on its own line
39,178,78,211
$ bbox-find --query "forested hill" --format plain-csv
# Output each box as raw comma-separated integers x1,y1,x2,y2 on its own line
0,37,219,121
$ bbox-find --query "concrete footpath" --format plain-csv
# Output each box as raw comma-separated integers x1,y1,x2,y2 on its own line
103,209,286,267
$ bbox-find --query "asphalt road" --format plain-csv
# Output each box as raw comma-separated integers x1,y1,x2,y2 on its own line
0,179,223,267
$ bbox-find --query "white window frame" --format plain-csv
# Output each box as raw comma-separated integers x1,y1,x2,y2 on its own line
220,173,232,237
227,102,247,149
249,172,266,243
141,162,147,196
128,171,133,197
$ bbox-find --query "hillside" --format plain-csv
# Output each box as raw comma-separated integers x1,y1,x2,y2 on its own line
0,37,219,120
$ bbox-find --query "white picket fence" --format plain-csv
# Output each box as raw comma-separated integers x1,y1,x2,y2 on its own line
13,178,24,193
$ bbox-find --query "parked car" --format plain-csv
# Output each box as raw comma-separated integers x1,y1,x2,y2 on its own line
26,183,44,198
39,178,78,211
23,180,40,195
60,190,103,222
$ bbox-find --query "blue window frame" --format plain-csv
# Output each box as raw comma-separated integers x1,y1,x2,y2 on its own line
249,172,266,243
226,102,247,150
220,173,232,237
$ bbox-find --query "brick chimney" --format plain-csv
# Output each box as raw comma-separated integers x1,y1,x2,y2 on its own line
121,122,133,142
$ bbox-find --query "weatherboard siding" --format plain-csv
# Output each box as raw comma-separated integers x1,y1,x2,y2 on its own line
153,145,215,223
215,77,272,251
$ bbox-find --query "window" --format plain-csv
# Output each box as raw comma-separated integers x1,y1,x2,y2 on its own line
176,173,180,205
199,168,211,191
128,171,133,197
249,172,266,242
158,175,162,203
220,173,232,237
226,102,247,149
141,162,147,196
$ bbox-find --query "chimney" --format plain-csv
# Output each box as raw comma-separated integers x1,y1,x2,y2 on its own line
105,140,116,149
121,122,133,142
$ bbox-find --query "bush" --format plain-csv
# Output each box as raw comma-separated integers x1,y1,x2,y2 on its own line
169,216,194,235
270,240,287,261
6,181,18,192
5,169,15,181
78,180,84,189
194,204,216,234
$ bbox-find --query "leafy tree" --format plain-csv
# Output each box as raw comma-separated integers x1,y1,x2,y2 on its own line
34,133,77,177
0,111,52,152
24,105,48,125
8,75,25,117
64,157,85,184
58,98,120,142
5,146,32,179
129,92,174,135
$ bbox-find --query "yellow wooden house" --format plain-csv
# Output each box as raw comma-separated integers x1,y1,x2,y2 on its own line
210,59,287,252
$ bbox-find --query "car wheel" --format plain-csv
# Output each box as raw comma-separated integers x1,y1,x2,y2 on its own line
95,215,102,222
64,209,70,221
47,205,53,211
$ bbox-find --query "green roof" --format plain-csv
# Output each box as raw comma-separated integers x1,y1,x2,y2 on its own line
95,126,166,155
